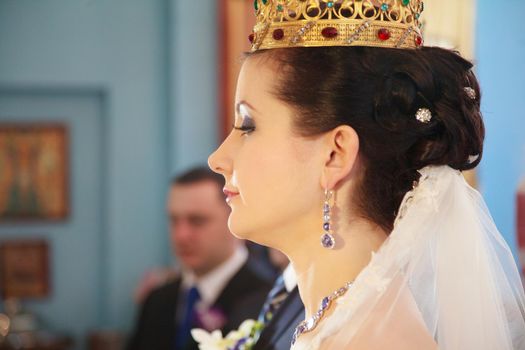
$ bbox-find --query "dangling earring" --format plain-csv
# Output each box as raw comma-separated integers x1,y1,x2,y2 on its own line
321,189,335,249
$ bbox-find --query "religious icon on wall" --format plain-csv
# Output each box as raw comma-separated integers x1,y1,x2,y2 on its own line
0,124,69,221
0,239,50,299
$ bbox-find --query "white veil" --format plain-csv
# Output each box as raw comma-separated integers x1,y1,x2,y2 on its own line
293,165,525,350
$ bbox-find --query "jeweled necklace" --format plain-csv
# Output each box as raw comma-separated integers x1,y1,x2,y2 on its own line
291,281,353,345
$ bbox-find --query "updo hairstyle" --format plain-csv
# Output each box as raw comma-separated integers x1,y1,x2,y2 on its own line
247,46,484,232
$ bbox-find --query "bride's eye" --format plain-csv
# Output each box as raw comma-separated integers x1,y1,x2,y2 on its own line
233,105,256,135
232,120,255,134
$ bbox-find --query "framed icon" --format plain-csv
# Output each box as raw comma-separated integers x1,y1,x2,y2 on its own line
0,239,50,299
0,123,69,221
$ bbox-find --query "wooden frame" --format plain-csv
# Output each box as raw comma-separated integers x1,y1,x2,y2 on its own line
218,0,256,140
0,123,69,221
0,239,50,299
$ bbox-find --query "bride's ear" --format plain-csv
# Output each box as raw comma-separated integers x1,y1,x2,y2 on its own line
320,125,359,190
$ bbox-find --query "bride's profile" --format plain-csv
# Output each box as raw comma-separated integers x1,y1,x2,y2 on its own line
208,0,525,349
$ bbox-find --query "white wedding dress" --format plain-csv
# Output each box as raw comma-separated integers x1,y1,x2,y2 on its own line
292,166,525,350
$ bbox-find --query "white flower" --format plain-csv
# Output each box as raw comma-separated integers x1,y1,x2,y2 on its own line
192,319,262,350
238,319,257,336
191,329,232,350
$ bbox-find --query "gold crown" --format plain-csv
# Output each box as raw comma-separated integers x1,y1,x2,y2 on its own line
250,0,425,51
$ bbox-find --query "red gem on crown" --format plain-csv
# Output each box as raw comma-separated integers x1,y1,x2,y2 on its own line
273,29,284,40
321,27,338,38
377,28,391,41
415,35,423,46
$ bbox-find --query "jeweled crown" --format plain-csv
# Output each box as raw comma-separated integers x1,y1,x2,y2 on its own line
250,0,425,51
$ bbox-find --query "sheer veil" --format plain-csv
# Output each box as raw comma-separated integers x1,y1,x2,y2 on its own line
292,165,525,350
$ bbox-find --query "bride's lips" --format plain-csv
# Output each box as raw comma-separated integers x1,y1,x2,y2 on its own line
223,188,239,203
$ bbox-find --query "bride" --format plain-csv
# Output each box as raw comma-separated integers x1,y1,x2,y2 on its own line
208,0,525,348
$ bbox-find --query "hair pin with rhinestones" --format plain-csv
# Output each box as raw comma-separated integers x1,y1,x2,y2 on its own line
415,108,432,123
464,87,476,100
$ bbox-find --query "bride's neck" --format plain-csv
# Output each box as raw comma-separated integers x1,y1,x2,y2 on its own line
287,218,387,318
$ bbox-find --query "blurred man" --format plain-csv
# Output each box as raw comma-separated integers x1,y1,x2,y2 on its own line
127,167,272,350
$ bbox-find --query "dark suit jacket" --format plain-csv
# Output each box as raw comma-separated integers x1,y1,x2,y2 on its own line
253,288,304,350
126,259,272,350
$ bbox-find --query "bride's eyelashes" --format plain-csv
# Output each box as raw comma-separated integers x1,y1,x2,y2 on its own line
233,125,256,135
233,107,256,135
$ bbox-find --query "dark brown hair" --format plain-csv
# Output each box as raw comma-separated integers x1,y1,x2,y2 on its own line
248,46,484,232
172,166,225,198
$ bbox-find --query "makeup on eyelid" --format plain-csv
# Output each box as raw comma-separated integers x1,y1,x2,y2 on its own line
233,103,256,132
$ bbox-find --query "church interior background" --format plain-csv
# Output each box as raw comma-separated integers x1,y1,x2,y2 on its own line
0,0,523,349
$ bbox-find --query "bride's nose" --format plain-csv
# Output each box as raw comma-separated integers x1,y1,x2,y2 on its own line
208,134,233,177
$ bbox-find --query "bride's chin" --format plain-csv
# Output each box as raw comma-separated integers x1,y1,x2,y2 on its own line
228,225,257,241
228,223,272,247
227,219,251,240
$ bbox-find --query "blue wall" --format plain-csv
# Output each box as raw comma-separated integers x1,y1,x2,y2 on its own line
0,89,107,344
0,0,523,348
0,0,218,348
476,0,525,258
169,0,219,173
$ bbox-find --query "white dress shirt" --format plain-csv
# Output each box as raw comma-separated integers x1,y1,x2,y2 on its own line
282,263,297,292
181,245,249,308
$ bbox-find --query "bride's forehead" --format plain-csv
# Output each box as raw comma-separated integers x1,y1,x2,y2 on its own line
236,62,281,107
239,55,279,86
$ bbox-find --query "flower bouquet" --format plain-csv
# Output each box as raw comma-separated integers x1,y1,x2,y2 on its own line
191,319,264,350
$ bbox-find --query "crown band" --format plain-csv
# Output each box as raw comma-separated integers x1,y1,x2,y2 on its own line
250,0,425,51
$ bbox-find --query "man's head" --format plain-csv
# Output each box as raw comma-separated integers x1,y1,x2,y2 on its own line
167,167,237,276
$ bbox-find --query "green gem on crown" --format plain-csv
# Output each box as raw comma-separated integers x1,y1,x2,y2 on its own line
402,0,410,5
277,4,283,11
254,0,258,11
327,1,334,8
262,0,268,4
380,3,389,11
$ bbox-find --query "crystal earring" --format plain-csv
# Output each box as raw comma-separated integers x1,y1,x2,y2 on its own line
321,189,335,249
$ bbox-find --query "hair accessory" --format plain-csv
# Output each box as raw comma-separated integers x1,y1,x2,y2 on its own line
415,107,432,123
292,280,353,345
250,0,425,52
321,189,336,249
464,87,476,100
468,154,480,164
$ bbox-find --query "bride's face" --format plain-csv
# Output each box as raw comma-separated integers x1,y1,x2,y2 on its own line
208,56,323,247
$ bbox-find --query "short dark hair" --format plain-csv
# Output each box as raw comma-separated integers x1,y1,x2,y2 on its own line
247,46,484,232
171,166,225,197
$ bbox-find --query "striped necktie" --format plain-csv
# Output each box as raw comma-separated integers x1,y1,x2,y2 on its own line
258,274,289,326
